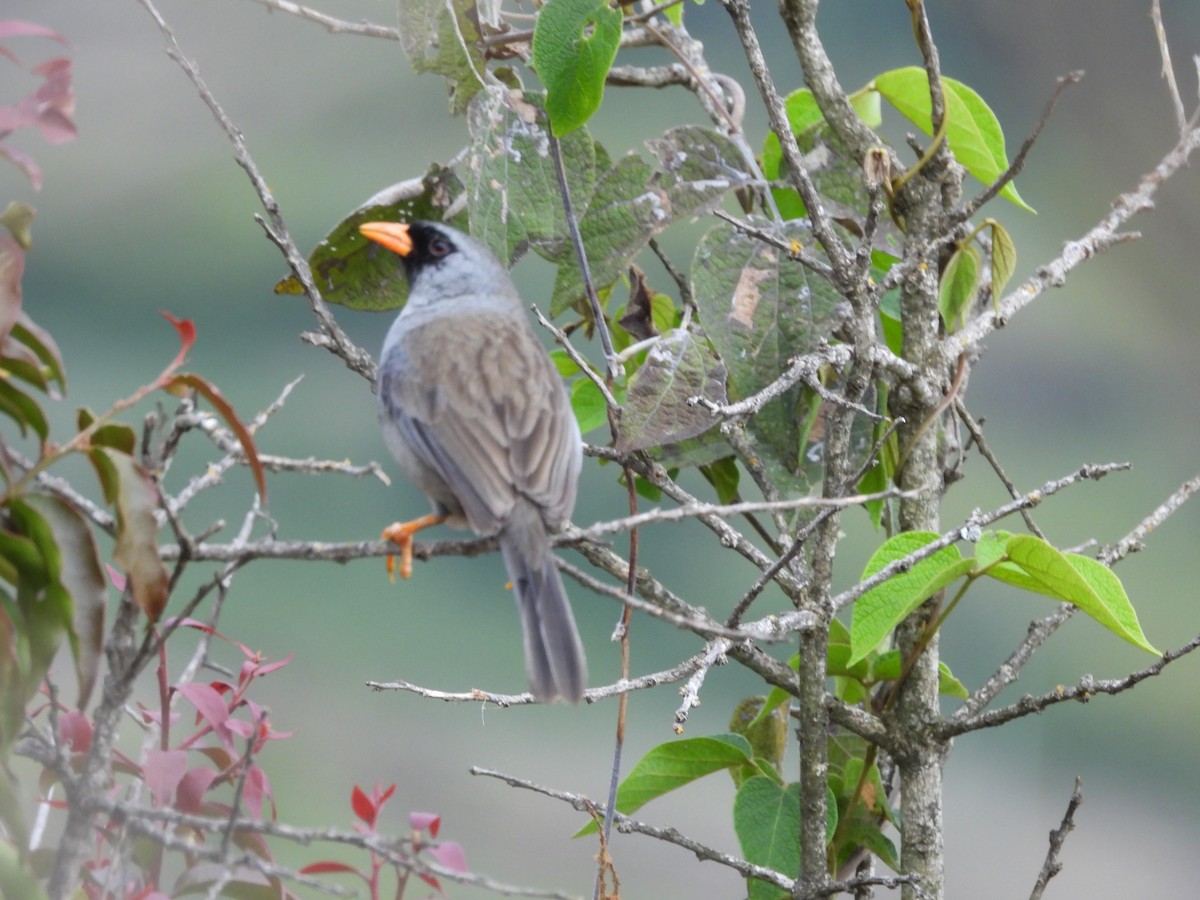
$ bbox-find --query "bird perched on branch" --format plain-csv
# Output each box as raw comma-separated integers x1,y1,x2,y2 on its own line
359,219,587,703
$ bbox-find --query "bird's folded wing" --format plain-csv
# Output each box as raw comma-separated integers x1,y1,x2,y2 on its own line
381,313,581,535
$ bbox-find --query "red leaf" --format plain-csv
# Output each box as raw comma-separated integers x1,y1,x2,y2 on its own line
176,766,218,814
418,873,442,891
142,749,188,808
428,841,467,873
161,372,267,502
350,785,375,827
159,311,195,374
299,861,360,876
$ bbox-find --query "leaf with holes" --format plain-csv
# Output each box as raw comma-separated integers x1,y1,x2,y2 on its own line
616,328,727,453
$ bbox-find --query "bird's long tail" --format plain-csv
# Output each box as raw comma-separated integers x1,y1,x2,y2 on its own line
500,502,587,703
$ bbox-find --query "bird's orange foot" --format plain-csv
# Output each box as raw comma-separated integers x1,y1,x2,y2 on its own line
381,513,447,582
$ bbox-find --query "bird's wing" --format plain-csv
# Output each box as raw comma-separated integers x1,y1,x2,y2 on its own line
380,312,580,535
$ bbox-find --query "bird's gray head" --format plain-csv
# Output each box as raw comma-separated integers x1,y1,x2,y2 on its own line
359,220,515,309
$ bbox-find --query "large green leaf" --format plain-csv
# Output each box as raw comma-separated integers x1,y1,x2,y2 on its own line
849,531,974,665
1003,535,1158,654
873,67,1034,212
733,776,800,900
531,0,622,135
576,734,753,836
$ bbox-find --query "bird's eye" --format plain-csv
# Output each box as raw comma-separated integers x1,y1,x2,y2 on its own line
428,236,452,257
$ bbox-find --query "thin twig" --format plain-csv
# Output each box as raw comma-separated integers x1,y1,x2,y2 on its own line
549,133,618,377
940,632,1200,738
673,639,731,732
1151,0,1188,135
245,0,400,39
1028,777,1084,900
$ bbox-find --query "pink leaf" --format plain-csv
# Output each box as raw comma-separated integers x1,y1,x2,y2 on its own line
241,763,268,819
176,766,218,814
58,709,91,753
0,20,71,46
175,682,231,748
428,841,467,873
0,144,41,189
409,811,440,836
143,749,188,808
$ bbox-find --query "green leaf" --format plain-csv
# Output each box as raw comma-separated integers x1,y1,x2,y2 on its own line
615,327,727,453
577,734,754,836
873,66,1034,212
466,90,597,265
729,697,788,782
938,244,979,331
397,0,486,114
274,165,466,310
569,377,609,435
733,776,800,899
762,88,883,180
0,379,47,442
1004,535,1159,654
698,456,740,506
24,495,106,710
9,315,66,395
532,0,622,136
548,349,582,377
104,451,170,622
849,532,973,665
871,651,969,699
989,219,1018,300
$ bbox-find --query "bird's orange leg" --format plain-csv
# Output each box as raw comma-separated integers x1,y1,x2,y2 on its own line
381,513,447,581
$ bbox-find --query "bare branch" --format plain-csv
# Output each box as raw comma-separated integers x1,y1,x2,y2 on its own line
470,767,796,892
245,0,399,39
955,71,1083,223
137,0,376,381
673,639,731,732
946,120,1200,360
1151,0,1188,135
1099,471,1200,566
940,632,1200,739
1028,777,1084,900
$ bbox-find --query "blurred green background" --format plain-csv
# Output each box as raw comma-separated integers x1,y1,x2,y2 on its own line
6,1,1200,896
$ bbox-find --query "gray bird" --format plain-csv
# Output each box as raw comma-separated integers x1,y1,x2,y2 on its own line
359,219,587,703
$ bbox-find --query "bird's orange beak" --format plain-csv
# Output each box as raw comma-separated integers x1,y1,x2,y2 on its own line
359,221,413,257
